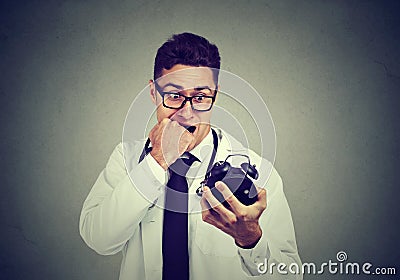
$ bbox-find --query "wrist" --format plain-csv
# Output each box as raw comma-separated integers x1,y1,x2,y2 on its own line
235,225,262,249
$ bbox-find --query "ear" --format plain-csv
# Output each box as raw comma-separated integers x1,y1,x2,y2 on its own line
149,80,157,105
215,84,220,102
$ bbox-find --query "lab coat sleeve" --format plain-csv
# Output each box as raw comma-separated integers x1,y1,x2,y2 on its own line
237,167,303,279
79,142,166,255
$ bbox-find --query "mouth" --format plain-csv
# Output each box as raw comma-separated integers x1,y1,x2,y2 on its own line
183,125,197,134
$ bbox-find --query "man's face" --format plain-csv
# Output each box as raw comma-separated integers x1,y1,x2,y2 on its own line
150,64,217,151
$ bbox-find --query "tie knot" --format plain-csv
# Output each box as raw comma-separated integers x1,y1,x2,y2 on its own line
182,152,198,165
169,153,198,176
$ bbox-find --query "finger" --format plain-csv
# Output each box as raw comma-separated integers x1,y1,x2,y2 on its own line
202,186,223,209
149,124,161,145
202,186,237,225
169,120,181,128
168,121,188,140
160,118,170,126
180,131,194,151
214,181,244,216
182,128,194,138
200,197,218,223
161,118,172,131
159,119,171,134
200,195,211,211
169,120,189,133
253,187,267,211
200,196,220,219
200,197,231,231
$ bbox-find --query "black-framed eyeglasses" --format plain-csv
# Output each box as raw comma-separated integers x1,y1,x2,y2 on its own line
154,82,217,112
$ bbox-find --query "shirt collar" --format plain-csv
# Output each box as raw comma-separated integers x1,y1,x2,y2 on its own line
187,129,213,163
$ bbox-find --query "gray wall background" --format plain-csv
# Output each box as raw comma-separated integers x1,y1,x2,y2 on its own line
1,0,399,279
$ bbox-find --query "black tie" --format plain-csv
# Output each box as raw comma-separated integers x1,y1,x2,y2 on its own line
162,153,197,280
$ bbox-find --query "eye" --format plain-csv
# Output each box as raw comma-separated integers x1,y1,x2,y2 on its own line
166,93,181,99
194,96,205,102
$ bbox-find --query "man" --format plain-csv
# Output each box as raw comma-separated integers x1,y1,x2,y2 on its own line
79,32,302,280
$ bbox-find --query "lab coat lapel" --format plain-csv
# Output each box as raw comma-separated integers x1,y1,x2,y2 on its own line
141,206,163,280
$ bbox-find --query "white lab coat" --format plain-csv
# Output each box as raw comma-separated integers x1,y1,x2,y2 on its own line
79,129,302,280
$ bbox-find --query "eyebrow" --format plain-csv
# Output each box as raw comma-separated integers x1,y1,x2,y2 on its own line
161,82,184,89
160,83,212,91
194,86,211,91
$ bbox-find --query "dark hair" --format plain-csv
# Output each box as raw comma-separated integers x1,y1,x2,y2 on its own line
153,32,221,84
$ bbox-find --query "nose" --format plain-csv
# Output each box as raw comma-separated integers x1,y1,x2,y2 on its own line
178,100,194,119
